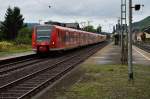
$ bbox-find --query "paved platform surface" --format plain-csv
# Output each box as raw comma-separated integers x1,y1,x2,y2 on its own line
0,51,35,61
133,46,150,65
83,43,150,66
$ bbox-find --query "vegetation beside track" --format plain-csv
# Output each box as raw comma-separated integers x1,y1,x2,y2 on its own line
0,6,32,57
57,64,150,99
0,41,31,56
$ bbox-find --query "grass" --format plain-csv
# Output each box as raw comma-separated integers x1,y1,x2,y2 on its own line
0,41,32,57
57,64,150,99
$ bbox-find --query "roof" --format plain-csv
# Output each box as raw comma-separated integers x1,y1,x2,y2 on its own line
142,25,150,33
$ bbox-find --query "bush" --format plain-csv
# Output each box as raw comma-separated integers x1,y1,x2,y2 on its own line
15,35,31,44
0,41,14,51
0,31,4,41
15,27,32,44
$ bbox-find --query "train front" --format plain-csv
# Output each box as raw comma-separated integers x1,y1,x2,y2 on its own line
32,25,52,54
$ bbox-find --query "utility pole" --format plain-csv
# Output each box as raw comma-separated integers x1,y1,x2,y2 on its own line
98,24,102,33
128,0,133,80
121,0,123,49
87,20,92,32
118,19,121,45
80,21,86,30
128,0,143,80
39,20,43,24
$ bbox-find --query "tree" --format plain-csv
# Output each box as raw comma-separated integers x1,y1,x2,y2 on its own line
83,25,96,33
0,7,24,40
96,25,102,33
15,27,32,44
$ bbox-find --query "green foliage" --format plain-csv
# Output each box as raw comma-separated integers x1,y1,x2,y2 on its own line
83,25,96,33
0,6,24,40
0,31,4,40
15,27,32,44
19,27,32,37
0,41,14,51
96,25,102,33
83,25,102,33
0,41,31,57
59,64,150,99
133,16,150,31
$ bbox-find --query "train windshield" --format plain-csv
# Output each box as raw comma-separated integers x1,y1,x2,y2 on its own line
36,26,52,42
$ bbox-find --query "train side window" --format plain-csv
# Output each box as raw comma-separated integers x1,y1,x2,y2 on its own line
70,32,72,42
66,31,69,42
58,30,62,42
62,31,65,43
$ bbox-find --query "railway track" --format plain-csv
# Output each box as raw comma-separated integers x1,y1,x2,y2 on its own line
0,57,50,76
0,54,36,66
0,42,108,99
134,42,150,53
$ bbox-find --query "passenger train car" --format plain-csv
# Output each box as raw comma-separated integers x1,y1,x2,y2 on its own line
32,25,106,54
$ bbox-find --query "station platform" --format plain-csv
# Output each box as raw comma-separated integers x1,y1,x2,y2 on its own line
83,43,150,66
0,51,35,61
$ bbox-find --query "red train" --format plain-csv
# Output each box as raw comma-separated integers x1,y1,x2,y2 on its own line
32,25,106,54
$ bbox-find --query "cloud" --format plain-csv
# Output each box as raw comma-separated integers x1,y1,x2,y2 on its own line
0,0,149,32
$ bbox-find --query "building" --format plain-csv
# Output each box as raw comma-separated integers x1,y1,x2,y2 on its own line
133,32,150,42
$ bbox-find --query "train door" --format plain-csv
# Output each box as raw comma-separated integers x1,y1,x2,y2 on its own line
77,32,80,46
79,32,81,46
75,32,79,46
71,32,74,47
72,31,76,47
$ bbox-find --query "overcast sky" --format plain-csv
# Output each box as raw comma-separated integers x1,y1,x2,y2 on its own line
0,0,149,32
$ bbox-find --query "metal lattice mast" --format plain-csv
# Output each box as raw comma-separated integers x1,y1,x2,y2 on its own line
121,0,127,64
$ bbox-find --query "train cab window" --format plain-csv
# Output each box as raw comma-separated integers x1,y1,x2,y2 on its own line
36,25,52,42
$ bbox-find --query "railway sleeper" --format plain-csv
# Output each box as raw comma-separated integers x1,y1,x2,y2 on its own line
19,84,37,88
0,97,17,99
39,73,58,77
23,80,43,84
29,78,47,82
7,90,27,94
0,93,22,97
12,87,33,91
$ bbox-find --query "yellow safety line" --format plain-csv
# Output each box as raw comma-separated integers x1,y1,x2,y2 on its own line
133,47,150,61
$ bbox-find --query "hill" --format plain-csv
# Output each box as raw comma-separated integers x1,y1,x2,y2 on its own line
133,16,150,31
26,23,39,29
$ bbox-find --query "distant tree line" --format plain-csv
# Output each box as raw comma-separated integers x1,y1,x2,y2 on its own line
0,6,103,43
83,25,102,33
0,6,31,44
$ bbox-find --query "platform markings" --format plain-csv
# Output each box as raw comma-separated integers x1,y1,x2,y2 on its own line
133,47,150,61
92,57,106,59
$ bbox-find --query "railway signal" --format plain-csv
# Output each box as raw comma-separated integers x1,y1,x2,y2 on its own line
134,4,141,11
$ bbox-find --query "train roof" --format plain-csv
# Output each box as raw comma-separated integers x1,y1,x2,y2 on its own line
35,24,105,36
54,25,105,36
